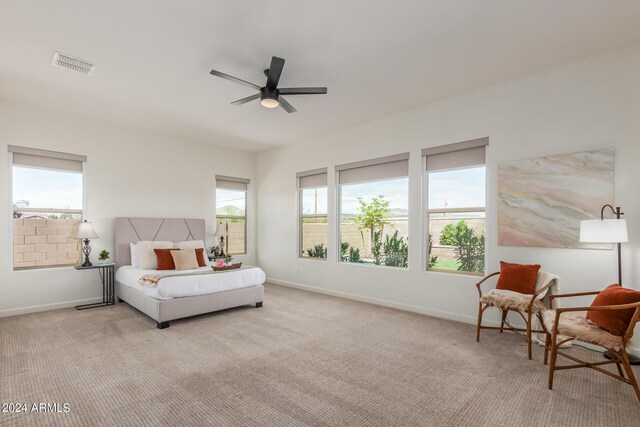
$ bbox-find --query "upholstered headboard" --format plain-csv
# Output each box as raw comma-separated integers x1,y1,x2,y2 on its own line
115,218,206,269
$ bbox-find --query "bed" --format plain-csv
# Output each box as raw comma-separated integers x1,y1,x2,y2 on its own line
114,217,264,329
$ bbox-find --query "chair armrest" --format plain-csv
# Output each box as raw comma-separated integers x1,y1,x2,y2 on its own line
557,301,640,314
475,272,499,298
548,290,601,302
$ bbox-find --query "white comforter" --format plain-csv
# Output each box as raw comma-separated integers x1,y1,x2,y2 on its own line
116,265,266,300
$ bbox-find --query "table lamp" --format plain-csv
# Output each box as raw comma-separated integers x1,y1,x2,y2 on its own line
214,222,229,257
76,220,99,267
580,204,637,364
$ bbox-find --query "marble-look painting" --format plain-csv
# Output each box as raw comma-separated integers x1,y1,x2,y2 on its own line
498,148,614,249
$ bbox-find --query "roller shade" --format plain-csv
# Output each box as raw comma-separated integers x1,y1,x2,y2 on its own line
9,145,85,173
216,175,250,191
423,137,488,172
297,168,327,189
337,153,409,186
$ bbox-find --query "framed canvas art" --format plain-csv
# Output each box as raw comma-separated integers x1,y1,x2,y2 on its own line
498,148,614,249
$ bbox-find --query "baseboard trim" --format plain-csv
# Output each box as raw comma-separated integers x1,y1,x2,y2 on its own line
0,297,103,318
267,277,499,327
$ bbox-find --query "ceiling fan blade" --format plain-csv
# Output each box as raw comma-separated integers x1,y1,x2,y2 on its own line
266,56,285,89
231,93,260,105
210,69,261,90
279,96,297,113
279,87,327,95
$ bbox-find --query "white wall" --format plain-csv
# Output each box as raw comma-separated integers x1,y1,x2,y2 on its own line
0,99,257,316
256,44,640,344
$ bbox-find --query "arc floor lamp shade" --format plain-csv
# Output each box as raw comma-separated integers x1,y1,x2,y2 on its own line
580,219,628,243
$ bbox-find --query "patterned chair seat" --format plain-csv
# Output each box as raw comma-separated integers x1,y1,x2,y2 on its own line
542,310,623,350
480,289,545,313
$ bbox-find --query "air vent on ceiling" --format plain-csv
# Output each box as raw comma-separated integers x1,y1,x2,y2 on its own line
51,52,96,75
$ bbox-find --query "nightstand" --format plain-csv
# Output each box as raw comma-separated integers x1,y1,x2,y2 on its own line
74,263,115,310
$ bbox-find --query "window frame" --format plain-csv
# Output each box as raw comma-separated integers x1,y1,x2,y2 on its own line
8,146,86,271
297,168,328,260
335,153,410,269
215,176,249,256
422,138,488,275
298,186,328,260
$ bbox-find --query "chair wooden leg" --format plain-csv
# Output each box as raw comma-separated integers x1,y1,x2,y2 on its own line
609,349,625,378
499,309,507,333
476,303,484,343
544,332,550,365
526,310,533,360
620,347,640,402
548,328,559,390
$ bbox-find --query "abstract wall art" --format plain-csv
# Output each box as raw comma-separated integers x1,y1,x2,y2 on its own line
498,148,614,249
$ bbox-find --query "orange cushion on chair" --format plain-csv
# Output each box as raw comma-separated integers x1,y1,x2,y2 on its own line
495,261,541,295
154,248,177,270
587,284,640,336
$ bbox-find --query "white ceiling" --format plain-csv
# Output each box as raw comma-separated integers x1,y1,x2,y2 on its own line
1,1,640,152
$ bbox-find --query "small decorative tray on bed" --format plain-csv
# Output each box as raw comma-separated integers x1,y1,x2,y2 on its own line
212,262,242,271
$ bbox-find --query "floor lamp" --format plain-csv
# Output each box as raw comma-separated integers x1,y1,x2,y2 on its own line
580,204,639,364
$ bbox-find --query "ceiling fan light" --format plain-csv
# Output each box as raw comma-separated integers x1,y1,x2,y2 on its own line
260,97,279,108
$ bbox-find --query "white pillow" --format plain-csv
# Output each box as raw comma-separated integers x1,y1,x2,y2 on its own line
175,240,205,250
130,243,140,268
137,241,174,270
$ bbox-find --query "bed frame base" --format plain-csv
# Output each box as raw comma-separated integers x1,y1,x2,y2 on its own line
115,281,264,328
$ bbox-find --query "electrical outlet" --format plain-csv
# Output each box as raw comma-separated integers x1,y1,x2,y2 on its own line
295,269,300,276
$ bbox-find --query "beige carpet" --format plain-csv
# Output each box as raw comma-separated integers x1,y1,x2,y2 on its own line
1,283,638,426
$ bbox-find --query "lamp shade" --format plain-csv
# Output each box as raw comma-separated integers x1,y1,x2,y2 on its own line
76,220,99,240
579,219,628,243
214,222,228,237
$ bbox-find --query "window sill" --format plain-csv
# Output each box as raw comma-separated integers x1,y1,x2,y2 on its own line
12,265,77,273
426,268,483,277
338,261,409,271
299,256,327,261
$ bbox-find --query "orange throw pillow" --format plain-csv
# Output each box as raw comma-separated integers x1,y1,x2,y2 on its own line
154,248,177,270
587,284,640,336
194,248,207,267
495,261,541,294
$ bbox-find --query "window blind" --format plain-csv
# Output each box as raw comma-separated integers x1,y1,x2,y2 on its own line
336,153,409,186
297,168,328,189
216,175,250,191
9,145,85,173
422,137,488,172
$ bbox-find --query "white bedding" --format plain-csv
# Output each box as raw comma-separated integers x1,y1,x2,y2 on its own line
116,265,266,300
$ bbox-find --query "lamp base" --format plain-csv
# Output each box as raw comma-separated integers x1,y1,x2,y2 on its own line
81,239,92,267
604,350,640,365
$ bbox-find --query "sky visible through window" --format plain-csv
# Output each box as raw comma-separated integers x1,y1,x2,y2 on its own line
341,178,409,216
12,166,82,210
301,187,327,215
428,166,485,209
216,189,246,215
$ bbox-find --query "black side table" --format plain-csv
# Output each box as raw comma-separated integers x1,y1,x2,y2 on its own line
74,263,115,310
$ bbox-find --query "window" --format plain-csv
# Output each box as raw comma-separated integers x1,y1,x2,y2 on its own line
424,138,488,275
215,175,249,255
298,168,328,259
337,153,409,268
9,145,85,270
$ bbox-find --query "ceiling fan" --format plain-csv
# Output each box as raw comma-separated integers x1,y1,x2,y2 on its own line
209,56,327,113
